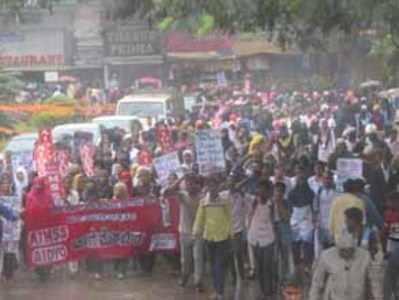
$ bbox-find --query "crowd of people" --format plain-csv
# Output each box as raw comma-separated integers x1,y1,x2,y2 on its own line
0,84,399,300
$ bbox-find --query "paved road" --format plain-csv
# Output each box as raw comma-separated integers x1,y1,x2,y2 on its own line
0,265,262,300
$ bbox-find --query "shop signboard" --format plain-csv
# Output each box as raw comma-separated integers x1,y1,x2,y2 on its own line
105,24,161,58
0,30,68,68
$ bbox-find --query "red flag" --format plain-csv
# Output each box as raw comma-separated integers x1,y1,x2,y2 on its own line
80,143,95,177
55,149,70,179
33,129,64,204
156,124,174,153
34,129,55,177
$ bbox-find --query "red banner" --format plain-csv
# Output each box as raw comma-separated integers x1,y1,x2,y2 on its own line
25,197,179,268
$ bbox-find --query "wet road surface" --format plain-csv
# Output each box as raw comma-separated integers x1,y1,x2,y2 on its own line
0,264,262,300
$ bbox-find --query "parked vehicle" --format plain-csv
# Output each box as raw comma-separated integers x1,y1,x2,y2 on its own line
92,115,146,132
4,133,38,154
52,123,101,146
115,89,184,123
4,133,38,173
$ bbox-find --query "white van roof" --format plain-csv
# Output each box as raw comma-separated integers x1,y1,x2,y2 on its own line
118,94,172,104
53,123,100,130
92,115,139,122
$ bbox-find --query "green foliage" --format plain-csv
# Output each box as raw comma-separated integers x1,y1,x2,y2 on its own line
147,0,399,52
0,111,15,129
29,111,72,129
14,121,35,133
41,96,75,105
0,72,24,103
197,14,214,36
158,16,174,30
370,34,399,85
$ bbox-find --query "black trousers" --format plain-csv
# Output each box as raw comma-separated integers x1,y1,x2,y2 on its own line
253,243,274,297
3,253,17,280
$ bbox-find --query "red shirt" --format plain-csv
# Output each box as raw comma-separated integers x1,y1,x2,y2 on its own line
384,209,399,241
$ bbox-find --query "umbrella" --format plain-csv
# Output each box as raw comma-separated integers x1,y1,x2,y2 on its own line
360,80,381,89
379,88,399,98
59,76,78,83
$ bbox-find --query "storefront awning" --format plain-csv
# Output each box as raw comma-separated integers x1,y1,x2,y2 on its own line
104,55,164,65
2,65,72,72
167,51,234,61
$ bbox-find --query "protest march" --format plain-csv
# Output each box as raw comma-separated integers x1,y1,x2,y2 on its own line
0,83,398,300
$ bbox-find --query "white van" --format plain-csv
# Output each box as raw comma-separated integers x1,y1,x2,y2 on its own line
52,123,101,146
92,115,147,132
115,90,184,123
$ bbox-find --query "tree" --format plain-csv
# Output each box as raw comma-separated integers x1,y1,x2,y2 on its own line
143,0,398,49
0,71,24,103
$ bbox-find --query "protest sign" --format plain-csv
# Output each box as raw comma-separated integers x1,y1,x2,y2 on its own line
1,196,22,243
154,152,182,184
25,197,179,268
336,158,363,178
195,129,225,175
10,152,34,175
335,158,363,192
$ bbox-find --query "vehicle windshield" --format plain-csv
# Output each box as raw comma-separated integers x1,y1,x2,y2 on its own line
118,102,165,117
52,127,100,144
5,137,37,153
94,119,131,131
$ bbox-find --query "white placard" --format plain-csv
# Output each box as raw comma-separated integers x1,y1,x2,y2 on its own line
195,129,225,175
154,152,182,184
1,196,22,242
337,158,363,178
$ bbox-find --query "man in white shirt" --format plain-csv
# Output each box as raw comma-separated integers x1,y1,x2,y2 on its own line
308,161,325,195
248,180,275,300
310,221,375,300
163,173,204,291
271,163,293,198
313,171,337,254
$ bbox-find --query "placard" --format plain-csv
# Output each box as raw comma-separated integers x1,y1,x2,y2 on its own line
1,196,22,243
154,152,182,184
195,129,225,175
336,158,363,178
10,151,34,177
